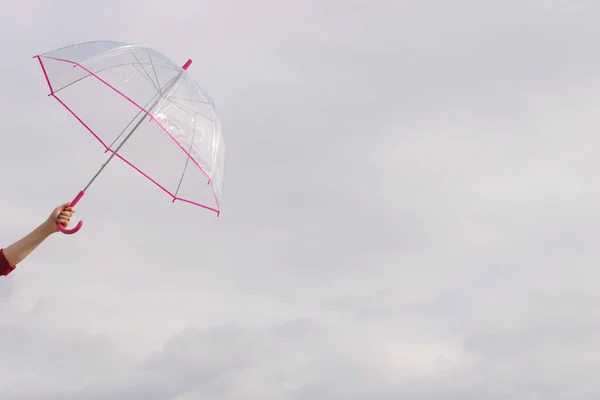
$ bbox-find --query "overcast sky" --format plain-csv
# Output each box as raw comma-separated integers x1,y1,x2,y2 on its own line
2,0,600,399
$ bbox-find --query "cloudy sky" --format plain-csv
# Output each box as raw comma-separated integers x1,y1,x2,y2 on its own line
2,0,600,398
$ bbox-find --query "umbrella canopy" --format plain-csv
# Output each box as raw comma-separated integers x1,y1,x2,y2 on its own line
34,40,225,233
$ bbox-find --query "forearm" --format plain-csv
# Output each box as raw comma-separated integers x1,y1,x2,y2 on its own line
3,223,53,266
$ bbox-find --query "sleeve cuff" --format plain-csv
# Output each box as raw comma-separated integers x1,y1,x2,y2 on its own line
0,248,15,276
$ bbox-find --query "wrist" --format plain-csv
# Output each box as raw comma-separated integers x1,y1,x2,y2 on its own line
38,221,56,238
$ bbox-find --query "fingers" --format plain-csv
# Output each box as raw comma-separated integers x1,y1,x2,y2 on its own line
58,210,74,219
56,205,75,214
57,202,72,212
56,208,75,226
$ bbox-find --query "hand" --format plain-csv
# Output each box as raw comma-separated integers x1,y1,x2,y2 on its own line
42,202,75,235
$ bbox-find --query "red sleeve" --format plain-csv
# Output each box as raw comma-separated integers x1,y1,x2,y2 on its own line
0,249,15,276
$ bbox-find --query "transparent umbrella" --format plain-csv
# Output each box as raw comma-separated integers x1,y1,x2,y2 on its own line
34,40,225,234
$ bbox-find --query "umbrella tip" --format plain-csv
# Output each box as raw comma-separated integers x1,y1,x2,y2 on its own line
182,59,192,70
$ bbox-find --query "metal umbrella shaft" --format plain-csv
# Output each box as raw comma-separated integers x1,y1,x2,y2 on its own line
59,60,192,234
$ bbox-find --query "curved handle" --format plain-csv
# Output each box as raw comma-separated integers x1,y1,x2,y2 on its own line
58,190,85,235
58,220,83,234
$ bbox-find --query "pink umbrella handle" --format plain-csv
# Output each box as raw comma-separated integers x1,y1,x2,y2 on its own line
58,190,85,235
58,220,83,234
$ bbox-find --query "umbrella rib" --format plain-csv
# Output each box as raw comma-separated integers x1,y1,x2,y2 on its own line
131,63,160,92
174,79,199,198
174,130,196,198
52,61,172,94
184,78,197,113
170,97,212,105
166,99,215,123
129,50,159,90
148,51,162,91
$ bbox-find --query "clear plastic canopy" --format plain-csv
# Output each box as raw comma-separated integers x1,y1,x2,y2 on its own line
36,40,224,214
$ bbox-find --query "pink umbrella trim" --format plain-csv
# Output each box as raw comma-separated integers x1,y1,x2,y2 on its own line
35,55,221,215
